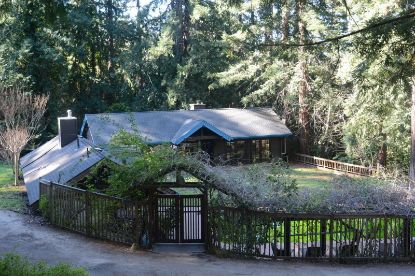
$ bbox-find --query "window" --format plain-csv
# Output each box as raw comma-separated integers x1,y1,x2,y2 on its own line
281,138,287,155
226,139,270,163
225,141,244,162
261,139,270,161
180,141,200,154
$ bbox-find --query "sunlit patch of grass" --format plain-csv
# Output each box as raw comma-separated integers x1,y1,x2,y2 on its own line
0,163,14,187
219,163,339,190
291,165,337,188
0,163,28,213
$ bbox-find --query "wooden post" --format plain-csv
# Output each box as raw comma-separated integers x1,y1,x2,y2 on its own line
384,217,388,259
403,217,411,257
329,219,334,259
175,195,180,243
132,202,140,245
284,218,291,257
85,191,92,237
320,219,327,256
49,182,54,223
148,193,155,248
202,188,209,251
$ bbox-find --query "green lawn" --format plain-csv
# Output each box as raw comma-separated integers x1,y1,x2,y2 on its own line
290,165,337,189
217,163,338,190
0,163,28,213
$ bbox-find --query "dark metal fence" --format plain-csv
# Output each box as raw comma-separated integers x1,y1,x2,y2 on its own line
209,207,415,260
39,180,150,245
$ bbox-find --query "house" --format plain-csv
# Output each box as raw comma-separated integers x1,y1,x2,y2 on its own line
21,105,292,205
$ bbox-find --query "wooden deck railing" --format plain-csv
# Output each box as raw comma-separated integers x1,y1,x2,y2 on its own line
295,153,376,176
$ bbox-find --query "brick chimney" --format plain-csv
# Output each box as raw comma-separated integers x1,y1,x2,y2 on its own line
189,101,206,110
58,110,78,148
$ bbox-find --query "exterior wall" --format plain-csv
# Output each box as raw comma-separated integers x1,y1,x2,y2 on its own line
270,138,282,158
213,139,227,158
180,128,289,163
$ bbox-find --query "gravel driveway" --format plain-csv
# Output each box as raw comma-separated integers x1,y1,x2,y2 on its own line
0,210,414,276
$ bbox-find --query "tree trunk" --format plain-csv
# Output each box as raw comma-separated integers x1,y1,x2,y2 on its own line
183,0,190,57
14,152,19,186
281,0,290,43
106,0,116,102
409,77,415,185
262,1,273,44
377,133,387,169
377,143,387,170
297,0,310,154
107,0,115,75
174,0,184,62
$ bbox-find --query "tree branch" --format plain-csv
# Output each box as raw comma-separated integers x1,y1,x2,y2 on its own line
252,10,415,48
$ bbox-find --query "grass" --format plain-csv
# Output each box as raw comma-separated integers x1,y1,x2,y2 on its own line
0,163,28,213
0,253,88,276
0,163,14,186
290,164,338,189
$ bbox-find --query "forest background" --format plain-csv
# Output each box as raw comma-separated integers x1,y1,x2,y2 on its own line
0,0,414,174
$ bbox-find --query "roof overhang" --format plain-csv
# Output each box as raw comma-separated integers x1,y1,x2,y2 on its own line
171,119,232,145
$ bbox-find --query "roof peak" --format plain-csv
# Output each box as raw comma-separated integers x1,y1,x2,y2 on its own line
85,107,274,116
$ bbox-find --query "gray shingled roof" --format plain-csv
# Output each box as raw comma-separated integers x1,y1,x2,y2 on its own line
21,137,105,204
22,107,292,204
83,108,292,147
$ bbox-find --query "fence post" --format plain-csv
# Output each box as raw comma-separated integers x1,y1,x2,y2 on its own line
49,182,54,223
284,218,291,257
132,203,140,245
384,217,388,259
403,217,411,257
148,192,155,247
329,219,334,259
203,188,209,251
85,191,92,237
320,219,327,256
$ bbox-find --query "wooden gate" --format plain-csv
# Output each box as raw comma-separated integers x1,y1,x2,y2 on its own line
155,194,205,243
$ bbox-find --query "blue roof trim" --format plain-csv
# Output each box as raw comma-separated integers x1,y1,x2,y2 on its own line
79,116,88,136
171,120,232,145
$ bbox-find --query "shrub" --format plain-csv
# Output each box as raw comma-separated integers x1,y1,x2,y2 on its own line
38,195,49,217
0,253,88,276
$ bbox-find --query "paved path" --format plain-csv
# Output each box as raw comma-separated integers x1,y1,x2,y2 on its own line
0,210,414,276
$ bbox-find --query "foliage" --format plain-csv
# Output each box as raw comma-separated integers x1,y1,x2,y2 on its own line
1,0,414,173
99,131,415,215
38,195,49,217
0,253,88,276
213,165,415,215
94,131,298,205
210,161,297,208
292,175,415,215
